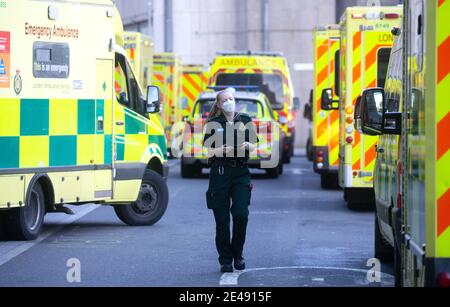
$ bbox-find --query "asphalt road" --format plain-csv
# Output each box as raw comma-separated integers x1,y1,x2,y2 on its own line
0,152,394,287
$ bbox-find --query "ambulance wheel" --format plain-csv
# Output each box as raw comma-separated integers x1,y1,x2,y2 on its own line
0,211,9,240
181,159,201,178
306,138,313,161
114,170,168,226
266,165,280,178
282,151,291,164
393,236,402,287
374,216,393,262
278,160,284,175
6,182,45,240
320,173,337,189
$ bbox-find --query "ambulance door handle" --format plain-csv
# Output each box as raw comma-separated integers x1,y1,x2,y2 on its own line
116,121,124,126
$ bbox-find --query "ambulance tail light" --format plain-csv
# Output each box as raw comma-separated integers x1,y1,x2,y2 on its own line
384,13,400,19
365,12,381,20
438,272,450,287
316,150,324,163
257,122,272,134
352,13,364,19
278,115,288,125
346,137,353,144
287,112,294,122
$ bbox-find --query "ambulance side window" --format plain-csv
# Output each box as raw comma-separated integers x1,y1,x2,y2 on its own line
115,53,130,107
377,48,391,89
125,60,144,114
33,42,70,79
411,1,424,72
334,50,340,97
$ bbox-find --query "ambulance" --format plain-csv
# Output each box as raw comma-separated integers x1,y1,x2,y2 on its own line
124,31,154,90
181,89,283,178
151,53,183,155
322,5,402,208
208,51,299,163
360,0,450,287
181,64,209,120
312,25,341,189
358,27,404,286
0,0,169,240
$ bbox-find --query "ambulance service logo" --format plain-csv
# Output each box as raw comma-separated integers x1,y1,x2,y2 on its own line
14,70,22,95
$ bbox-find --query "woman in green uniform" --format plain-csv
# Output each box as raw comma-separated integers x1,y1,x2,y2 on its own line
203,88,259,273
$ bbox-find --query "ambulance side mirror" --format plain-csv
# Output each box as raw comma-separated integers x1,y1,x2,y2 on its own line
360,88,384,136
321,88,339,111
303,103,312,122
146,85,160,114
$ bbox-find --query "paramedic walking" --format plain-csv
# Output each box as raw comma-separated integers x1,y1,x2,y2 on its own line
203,88,259,273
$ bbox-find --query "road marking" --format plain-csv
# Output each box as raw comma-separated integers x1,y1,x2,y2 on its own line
251,210,290,215
0,204,99,267
219,266,394,286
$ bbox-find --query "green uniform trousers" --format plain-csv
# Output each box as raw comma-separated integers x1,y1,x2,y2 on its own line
206,164,252,265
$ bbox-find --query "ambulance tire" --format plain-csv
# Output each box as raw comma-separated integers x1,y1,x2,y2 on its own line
393,237,402,287
306,138,313,161
114,170,168,226
346,188,375,211
320,173,338,190
278,160,284,175
266,165,280,179
0,211,9,240
5,182,46,241
181,160,201,178
282,151,291,164
374,216,394,262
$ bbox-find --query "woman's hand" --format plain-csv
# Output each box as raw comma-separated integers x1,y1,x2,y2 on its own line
240,142,256,153
207,145,234,157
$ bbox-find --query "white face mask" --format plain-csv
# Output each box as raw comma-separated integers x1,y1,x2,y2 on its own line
222,99,235,113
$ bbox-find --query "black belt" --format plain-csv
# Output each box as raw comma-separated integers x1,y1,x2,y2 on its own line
210,159,247,168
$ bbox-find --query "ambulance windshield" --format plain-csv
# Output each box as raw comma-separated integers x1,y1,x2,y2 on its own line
215,74,284,110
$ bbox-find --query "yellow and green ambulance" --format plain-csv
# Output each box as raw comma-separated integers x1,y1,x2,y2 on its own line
152,52,183,155
360,0,450,286
0,0,169,240
181,64,208,120
208,51,299,164
312,25,341,189
124,31,154,91
323,5,402,208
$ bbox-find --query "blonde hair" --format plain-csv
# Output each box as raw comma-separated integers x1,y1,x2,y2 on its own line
206,87,235,122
